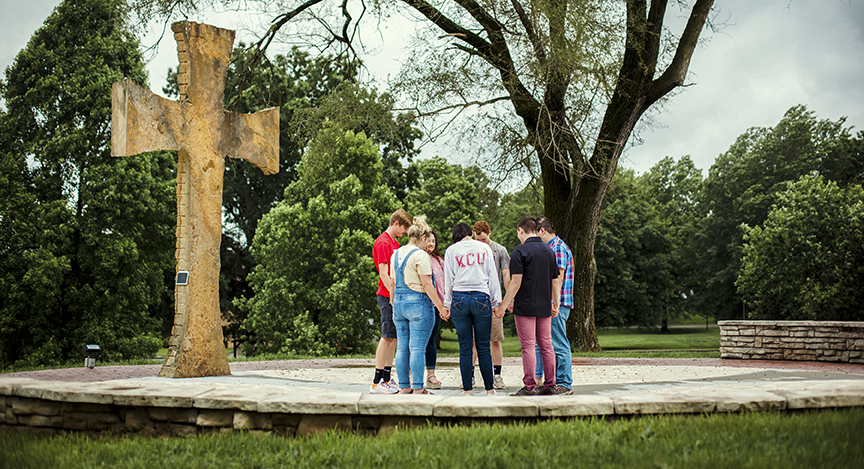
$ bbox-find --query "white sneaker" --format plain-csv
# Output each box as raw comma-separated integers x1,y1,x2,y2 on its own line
388,378,399,389
493,374,505,389
370,381,398,394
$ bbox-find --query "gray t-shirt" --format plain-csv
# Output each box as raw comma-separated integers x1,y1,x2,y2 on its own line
488,240,511,283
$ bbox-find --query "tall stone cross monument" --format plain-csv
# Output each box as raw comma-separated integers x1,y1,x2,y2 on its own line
111,22,279,378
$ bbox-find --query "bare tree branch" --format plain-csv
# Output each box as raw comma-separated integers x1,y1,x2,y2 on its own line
647,0,714,105
510,0,546,65
395,95,514,117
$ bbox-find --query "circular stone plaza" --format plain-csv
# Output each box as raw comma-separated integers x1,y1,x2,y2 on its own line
2,357,863,436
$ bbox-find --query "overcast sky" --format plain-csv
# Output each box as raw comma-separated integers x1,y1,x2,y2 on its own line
2,0,862,177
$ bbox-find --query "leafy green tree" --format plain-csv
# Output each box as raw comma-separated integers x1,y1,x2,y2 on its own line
0,0,175,367
639,156,704,329
404,156,497,246
491,182,545,254
692,105,863,320
293,82,423,202
132,0,717,351
239,123,399,356
737,175,864,321
594,169,674,328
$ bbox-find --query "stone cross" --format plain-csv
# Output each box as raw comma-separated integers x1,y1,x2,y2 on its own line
111,22,279,378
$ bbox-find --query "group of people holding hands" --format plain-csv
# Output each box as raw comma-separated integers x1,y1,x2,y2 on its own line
370,209,575,397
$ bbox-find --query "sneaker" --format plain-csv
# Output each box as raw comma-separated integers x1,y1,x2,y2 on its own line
553,385,573,395
510,386,537,396
388,378,398,389
537,385,558,395
493,374,505,389
426,375,442,390
472,375,476,388
485,390,499,396
370,381,398,395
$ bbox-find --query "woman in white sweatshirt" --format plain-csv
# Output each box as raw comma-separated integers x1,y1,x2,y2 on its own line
444,223,502,395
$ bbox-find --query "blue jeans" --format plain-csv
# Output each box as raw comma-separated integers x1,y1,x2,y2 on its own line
535,305,573,388
451,291,494,391
393,290,435,390
425,313,441,369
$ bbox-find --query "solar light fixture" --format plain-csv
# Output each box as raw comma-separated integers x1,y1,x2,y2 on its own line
82,344,102,369
176,271,189,285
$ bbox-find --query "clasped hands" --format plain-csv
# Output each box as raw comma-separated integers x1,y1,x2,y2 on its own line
438,306,451,321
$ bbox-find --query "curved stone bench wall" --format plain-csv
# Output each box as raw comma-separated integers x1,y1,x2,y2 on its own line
719,321,864,363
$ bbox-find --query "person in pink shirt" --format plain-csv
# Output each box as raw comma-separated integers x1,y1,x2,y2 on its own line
424,229,446,389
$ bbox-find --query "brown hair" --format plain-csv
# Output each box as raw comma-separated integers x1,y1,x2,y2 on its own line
536,216,555,234
517,216,539,234
390,209,412,228
473,220,491,235
427,229,443,259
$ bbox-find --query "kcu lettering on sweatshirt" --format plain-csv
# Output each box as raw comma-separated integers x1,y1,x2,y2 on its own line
454,252,487,267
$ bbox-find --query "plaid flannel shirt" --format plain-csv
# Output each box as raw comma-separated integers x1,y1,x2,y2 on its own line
547,236,574,308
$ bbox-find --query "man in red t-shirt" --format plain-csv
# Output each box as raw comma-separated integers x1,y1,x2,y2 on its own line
370,209,412,394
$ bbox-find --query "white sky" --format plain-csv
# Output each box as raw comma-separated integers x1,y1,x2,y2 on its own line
2,0,863,177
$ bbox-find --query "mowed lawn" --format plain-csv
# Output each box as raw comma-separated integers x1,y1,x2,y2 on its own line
2,408,862,468
437,323,720,357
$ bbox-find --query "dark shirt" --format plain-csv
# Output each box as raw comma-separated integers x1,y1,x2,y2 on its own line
509,237,559,317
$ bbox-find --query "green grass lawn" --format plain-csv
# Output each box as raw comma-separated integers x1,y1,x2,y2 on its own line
436,322,721,358
596,327,720,351
1,408,861,468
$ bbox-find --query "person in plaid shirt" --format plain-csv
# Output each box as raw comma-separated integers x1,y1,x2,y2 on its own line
534,217,575,395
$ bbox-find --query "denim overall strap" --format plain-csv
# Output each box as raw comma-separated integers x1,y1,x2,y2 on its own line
394,248,421,294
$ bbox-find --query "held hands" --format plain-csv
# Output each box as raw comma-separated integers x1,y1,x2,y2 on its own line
551,302,559,318
438,306,451,322
493,306,506,319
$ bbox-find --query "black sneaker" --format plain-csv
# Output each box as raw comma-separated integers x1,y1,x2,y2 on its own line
537,385,558,395
553,385,573,395
510,386,537,396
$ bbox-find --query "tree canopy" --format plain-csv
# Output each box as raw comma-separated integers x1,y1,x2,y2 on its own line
738,175,864,321
691,105,864,320
239,123,399,356
0,0,174,367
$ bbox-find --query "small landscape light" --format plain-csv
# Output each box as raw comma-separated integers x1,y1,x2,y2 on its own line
82,344,102,369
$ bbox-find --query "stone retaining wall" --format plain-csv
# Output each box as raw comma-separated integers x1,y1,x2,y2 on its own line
7,376,864,437
719,321,864,363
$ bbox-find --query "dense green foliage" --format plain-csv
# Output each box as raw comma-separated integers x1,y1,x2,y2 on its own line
594,169,674,328
239,124,399,355
738,175,864,320
691,105,863,320
404,157,497,247
0,0,174,367
2,409,862,468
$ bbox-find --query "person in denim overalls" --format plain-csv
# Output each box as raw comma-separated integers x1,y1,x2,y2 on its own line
390,216,449,394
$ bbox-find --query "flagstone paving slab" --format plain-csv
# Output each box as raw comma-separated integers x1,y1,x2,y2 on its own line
359,393,447,416
538,395,615,417
258,389,362,414
433,395,538,418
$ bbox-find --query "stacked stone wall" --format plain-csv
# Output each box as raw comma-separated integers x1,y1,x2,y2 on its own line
719,321,864,363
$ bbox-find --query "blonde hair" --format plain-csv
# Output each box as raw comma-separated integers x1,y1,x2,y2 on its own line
407,215,433,241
